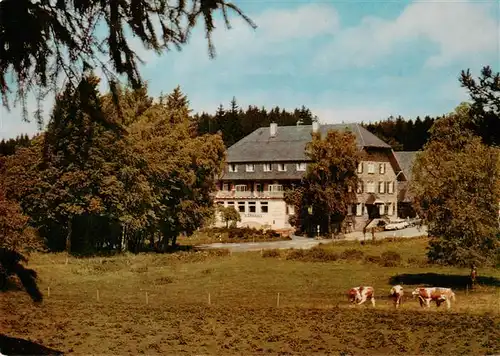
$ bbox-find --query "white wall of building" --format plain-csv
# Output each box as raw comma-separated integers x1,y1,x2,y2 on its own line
215,199,292,230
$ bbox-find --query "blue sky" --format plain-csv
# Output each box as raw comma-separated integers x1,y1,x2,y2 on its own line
1,0,499,139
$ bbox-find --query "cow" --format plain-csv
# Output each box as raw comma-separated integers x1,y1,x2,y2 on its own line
411,287,456,309
348,286,376,307
389,285,404,308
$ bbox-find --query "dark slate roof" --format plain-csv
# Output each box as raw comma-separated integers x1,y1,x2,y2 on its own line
394,151,418,181
227,123,392,163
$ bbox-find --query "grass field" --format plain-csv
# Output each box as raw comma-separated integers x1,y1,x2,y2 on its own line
1,237,500,355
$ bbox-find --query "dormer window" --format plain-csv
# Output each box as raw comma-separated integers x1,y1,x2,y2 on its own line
263,163,272,172
296,162,307,171
278,163,287,172
229,164,237,172
246,164,255,172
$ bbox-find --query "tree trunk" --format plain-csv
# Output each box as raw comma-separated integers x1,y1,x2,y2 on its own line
327,214,331,239
121,224,127,252
66,218,72,254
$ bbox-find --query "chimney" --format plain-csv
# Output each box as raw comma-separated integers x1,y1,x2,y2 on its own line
270,122,278,137
312,121,320,133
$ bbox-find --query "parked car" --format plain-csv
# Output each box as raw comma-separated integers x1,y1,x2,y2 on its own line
384,219,410,231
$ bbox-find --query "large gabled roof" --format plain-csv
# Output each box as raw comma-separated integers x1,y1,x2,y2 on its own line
227,123,391,163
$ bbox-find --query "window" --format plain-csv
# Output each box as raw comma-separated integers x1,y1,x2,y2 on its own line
248,201,256,213
286,205,295,215
268,184,283,192
357,162,363,173
223,183,229,191
263,163,272,172
229,164,237,172
227,202,235,207
379,163,386,174
388,181,394,194
278,163,287,172
238,202,245,213
367,163,375,174
255,183,263,192
260,202,269,213
246,164,255,172
296,162,307,171
379,181,385,193
388,203,394,215
356,181,363,194
356,203,362,216
367,181,375,193
216,201,224,206
235,185,248,192
384,203,389,215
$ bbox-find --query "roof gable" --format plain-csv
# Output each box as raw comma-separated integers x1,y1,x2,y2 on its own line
227,123,392,163
394,151,419,181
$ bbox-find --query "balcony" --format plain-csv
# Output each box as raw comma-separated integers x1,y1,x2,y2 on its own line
215,190,284,199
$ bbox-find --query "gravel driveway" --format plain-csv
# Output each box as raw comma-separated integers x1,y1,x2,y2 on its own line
198,226,428,252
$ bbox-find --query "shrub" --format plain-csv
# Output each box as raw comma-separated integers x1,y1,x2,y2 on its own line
340,249,364,261
285,246,339,262
364,255,382,264
380,251,402,267
262,249,281,258
406,257,427,267
155,276,173,284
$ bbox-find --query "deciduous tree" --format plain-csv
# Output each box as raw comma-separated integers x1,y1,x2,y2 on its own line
411,104,500,266
285,129,360,237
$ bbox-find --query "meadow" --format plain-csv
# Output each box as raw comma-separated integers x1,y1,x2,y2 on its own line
1,237,500,355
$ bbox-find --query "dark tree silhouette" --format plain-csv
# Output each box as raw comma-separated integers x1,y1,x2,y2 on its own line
0,248,43,303
0,0,256,124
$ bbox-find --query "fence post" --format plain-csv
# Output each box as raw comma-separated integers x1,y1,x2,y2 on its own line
47,286,50,298
208,292,211,306
277,292,280,307
145,291,149,305
97,289,100,302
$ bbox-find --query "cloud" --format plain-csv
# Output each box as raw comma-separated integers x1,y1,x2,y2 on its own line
315,0,498,70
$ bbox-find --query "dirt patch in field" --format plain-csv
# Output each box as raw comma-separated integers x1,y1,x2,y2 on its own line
2,299,499,355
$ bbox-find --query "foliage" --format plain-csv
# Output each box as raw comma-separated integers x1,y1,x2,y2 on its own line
411,104,500,266
0,176,43,302
380,251,402,267
460,66,500,147
284,129,360,236
128,86,225,250
0,0,255,124
363,115,438,151
185,227,289,245
2,80,225,254
217,205,241,228
0,134,32,156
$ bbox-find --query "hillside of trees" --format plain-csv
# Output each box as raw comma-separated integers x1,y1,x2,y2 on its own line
362,115,439,151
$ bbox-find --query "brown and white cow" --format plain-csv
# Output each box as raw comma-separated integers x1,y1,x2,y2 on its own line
389,285,404,308
348,286,375,307
411,287,456,309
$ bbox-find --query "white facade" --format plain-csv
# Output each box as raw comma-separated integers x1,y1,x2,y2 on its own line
215,199,294,230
